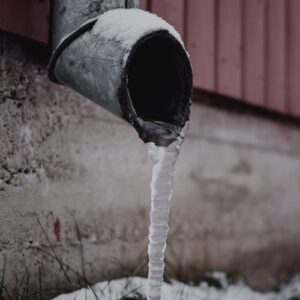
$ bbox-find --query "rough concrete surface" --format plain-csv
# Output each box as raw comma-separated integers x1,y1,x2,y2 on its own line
1,35,300,298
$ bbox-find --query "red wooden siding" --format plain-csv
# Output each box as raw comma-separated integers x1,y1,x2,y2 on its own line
0,0,49,43
244,0,266,106
140,0,149,10
186,0,216,91
150,0,185,37
217,0,243,99
289,0,300,116
1,0,299,117
266,0,287,112
144,0,300,117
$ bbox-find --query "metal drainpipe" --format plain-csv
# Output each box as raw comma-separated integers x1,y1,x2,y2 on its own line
49,0,192,146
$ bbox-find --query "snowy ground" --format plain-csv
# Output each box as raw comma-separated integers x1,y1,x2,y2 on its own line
53,272,300,300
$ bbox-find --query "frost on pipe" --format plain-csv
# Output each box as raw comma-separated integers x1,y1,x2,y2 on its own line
49,9,192,147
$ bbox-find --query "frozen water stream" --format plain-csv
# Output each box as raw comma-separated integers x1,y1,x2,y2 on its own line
146,123,188,300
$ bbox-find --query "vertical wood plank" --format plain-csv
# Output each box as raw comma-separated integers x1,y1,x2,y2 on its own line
151,0,185,37
0,0,50,43
140,0,149,10
244,0,266,106
266,0,287,113
186,0,216,91
217,0,242,99
288,0,300,117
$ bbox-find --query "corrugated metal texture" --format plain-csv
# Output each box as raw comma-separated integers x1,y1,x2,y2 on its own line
0,0,50,43
147,0,300,117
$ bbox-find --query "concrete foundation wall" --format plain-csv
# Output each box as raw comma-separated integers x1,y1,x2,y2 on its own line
1,36,300,298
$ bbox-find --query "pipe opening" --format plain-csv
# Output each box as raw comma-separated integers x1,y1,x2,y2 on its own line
127,31,192,128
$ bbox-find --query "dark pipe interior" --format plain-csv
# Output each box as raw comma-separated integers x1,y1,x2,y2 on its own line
127,31,192,127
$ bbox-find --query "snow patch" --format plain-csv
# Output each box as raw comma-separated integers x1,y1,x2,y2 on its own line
52,273,300,300
92,8,183,51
